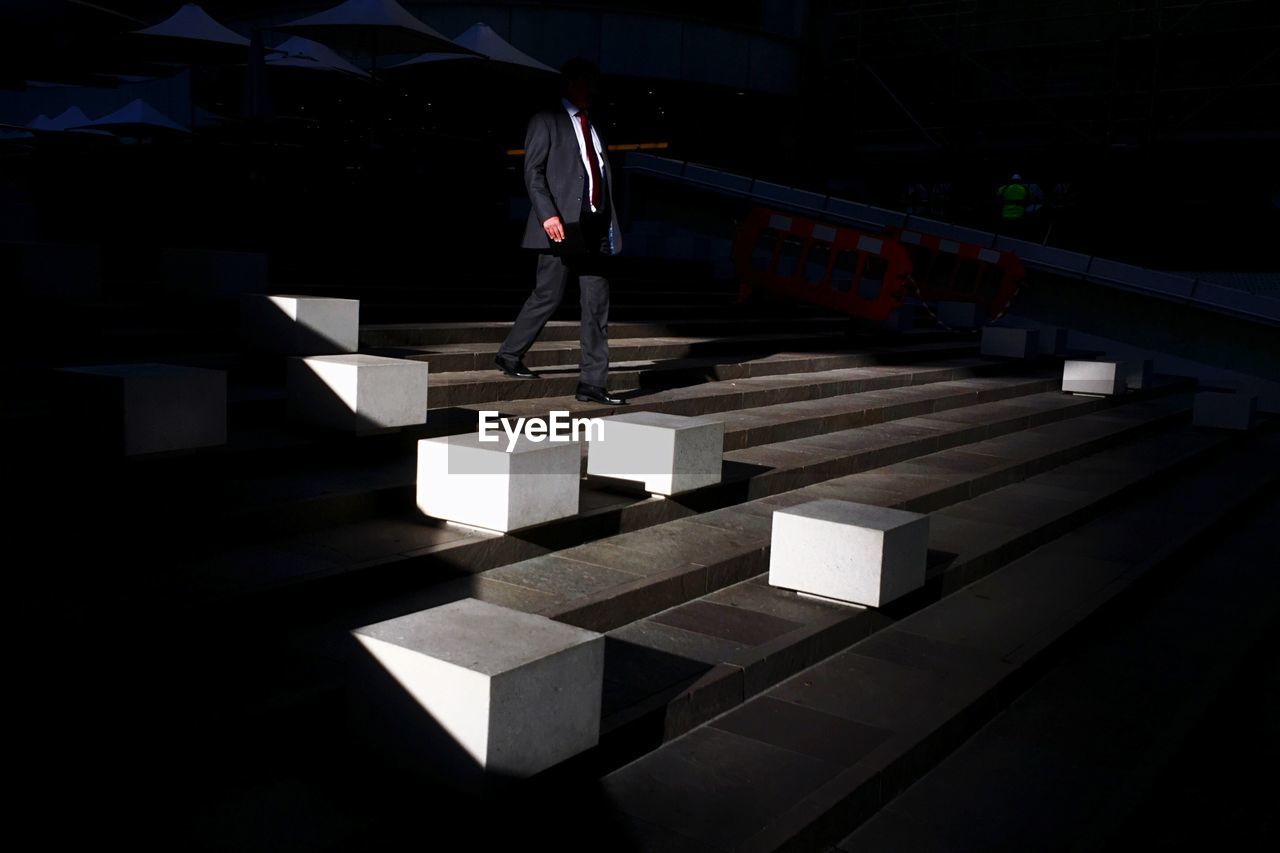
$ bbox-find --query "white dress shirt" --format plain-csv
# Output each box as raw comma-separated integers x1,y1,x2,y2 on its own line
562,96,606,214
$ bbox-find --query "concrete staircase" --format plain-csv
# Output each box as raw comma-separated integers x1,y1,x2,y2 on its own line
25,307,1276,852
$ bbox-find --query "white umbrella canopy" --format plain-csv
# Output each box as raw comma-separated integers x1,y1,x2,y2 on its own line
390,22,556,73
130,3,251,67
28,106,112,134
73,99,191,134
277,0,477,59
30,109,84,131
133,3,250,47
455,22,557,73
267,36,371,78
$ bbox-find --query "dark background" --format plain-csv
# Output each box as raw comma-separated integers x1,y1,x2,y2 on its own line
1,0,1277,280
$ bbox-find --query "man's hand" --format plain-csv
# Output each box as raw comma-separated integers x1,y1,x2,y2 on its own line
543,216,565,242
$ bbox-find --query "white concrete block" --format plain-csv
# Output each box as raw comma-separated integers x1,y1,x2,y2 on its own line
1036,327,1069,355
1062,359,1127,396
768,500,929,607
353,598,604,778
242,294,359,354
1193,391,1256,430
586,411,724,495
936,301,984,329
417,432,580,531
980,326,1040,359
58,362,226,455
1126,358,1154,390
288,354,427,433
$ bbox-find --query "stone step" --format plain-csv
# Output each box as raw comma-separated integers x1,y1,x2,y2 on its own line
220,374,1062,540
594,420,1242,744
838,493,1280,852
295,286,739,305
366,331,863,374
426,341,983,408
228,354,1030,473
360,303,823,324
360,317,857,348
185,383,1162,607
225,340,985,417
165,391,1210,814
434,394,1193,640
455,356,1024,422
51,359,1053,585
597,430,1279,853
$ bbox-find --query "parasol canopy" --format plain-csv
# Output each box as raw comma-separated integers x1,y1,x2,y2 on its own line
130,3,251,66
133,3,250,47
267,36,372,78
72,99,191,134
390,22,556,73
30,107,96,131
277,0,476,58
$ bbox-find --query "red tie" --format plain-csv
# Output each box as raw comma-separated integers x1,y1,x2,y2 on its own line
577,111,602,210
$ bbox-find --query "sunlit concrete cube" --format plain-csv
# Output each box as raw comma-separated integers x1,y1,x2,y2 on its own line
242,294,359,354
57,362,226,455
288,354,427,433
586,411,724,495
417,432,580,531
937,301,983,329
353,598,604,778
1193,391,1256,430
1037,327,1069,355
768,500,929,607
980,326,1040,359
1062,359,1127,396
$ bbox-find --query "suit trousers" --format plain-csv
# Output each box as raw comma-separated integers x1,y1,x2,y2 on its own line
499,210,612,388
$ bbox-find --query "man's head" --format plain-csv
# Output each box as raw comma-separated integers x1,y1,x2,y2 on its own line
561,57,600,110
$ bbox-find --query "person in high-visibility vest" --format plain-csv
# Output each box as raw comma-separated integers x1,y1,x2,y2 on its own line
997,174,1030,221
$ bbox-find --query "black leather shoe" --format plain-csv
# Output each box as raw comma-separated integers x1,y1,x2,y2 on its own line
495,354,538,379
575,383,626,405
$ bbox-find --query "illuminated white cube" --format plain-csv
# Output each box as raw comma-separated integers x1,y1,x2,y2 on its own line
57,362,226,456
288,354,427,433
417,432,580,531
242,294,359,354
586,411,724,495
980,326,1040,359
769,500,928,607
1062,360,1127,396
1193,391,1256,430
353,598,604,778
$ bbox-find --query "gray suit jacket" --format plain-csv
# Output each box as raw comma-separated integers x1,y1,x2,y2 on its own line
520,107,623,255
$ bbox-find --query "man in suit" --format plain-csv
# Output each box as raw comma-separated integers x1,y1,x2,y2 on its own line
494,57,625,405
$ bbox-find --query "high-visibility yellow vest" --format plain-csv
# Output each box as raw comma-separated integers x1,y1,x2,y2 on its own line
998,183,1028,219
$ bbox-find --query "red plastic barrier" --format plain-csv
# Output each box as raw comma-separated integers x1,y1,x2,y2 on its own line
732,207,913,322
883,226,1026,322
